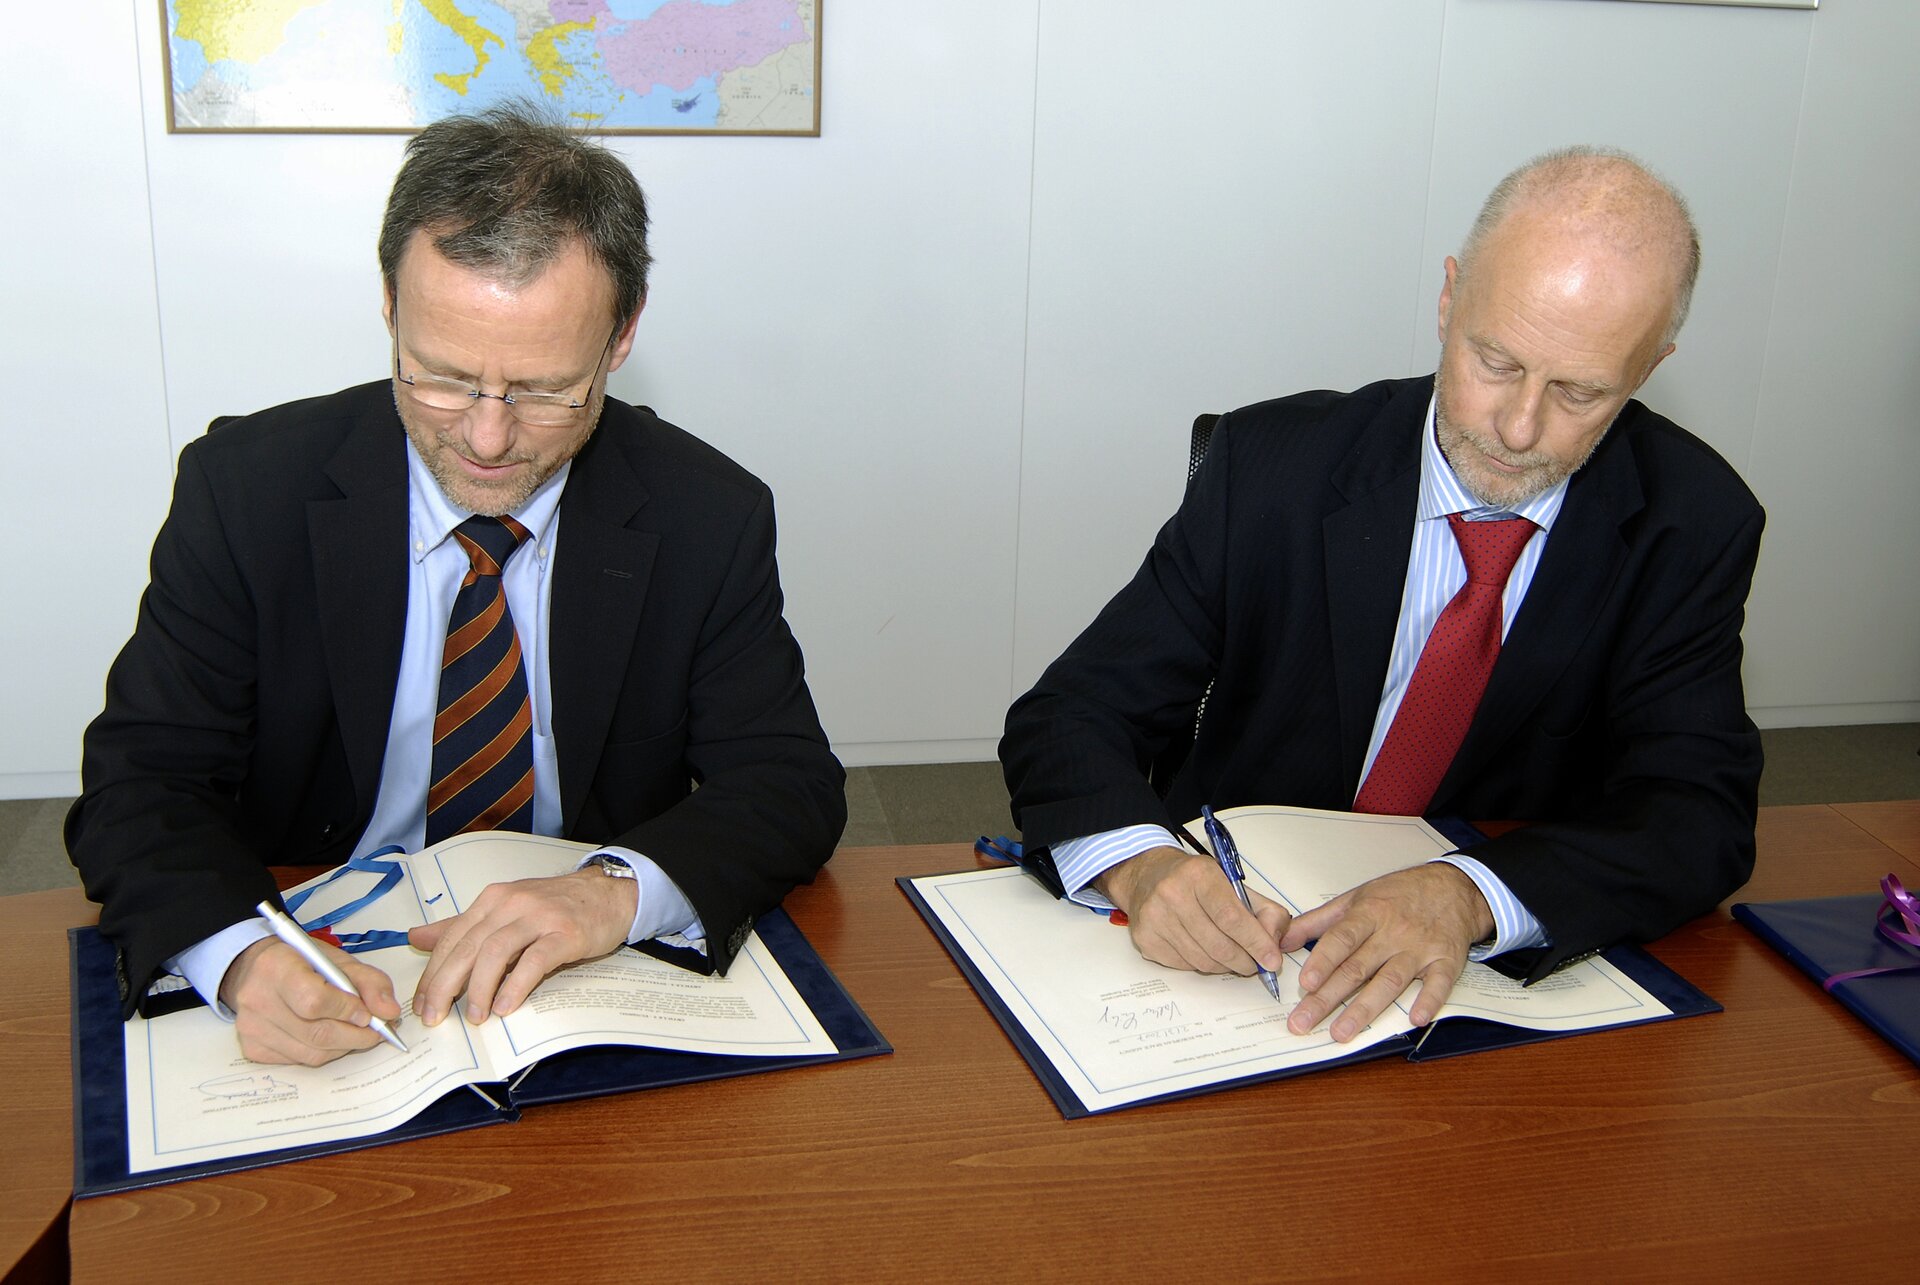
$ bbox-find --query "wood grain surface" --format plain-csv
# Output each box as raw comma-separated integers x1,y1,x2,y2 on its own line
6,804,1915,1283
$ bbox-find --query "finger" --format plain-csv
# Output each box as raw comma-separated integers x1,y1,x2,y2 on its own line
1131,915,1223,974
1183,886,1274,973
1279,895,1346,953
489,937,569,1017
1294,912,1375,997
1133,881,1265,975
1247,888,1293,943
235,977,384,1065
1287,928,1382,1034
412,912,482,1026
1327,955,1421,1043
1404,959,1463,1028
459,928,532,1023
408,921,447,951
335,949,401,1022
245,1014,384,1066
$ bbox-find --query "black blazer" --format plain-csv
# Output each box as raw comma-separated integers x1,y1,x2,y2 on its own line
67,382,845,1014
1001,376,1765,980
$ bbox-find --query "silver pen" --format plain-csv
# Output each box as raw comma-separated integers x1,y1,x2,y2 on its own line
255,900,409,1052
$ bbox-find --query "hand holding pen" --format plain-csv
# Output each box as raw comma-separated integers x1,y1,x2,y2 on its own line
1197,806,1284,1003
256,900,409,1052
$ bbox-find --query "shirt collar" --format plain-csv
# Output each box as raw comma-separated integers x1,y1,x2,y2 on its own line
1416,392,1570,531
405,439,570,564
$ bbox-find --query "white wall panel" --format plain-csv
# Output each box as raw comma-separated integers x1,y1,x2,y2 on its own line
6,0,1916,796
1741,0,1920,724
1416,0,1811,475
602,2,1040,757
2,0,172,794
1012,1,1446,693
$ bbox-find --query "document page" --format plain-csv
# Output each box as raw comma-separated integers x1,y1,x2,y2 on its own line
416,834,837,1067
912,807,1672,1113
123,833,834,1172
123,858,488,1173
912,866,1413,1114
1206,807,1673,1031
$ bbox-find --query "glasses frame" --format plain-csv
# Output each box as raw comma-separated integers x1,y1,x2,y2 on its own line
391,301,619,426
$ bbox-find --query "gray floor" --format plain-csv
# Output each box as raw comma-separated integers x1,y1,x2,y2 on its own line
7,724,1917,897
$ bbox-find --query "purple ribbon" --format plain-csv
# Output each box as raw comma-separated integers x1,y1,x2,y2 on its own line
1822,873,1920,991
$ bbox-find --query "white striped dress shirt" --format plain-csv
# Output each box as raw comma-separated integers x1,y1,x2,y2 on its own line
1052,395,1565,959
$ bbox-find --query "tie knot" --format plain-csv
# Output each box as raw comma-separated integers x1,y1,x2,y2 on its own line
1447,513,1536,585
453,514,532,577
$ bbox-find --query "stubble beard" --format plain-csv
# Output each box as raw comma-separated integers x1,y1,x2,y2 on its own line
1433,370,1607,509
395,385,605,517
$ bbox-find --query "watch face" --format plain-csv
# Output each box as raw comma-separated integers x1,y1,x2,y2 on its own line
594,854,636,879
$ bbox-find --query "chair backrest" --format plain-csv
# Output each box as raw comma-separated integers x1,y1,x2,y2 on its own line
1150,412,1223,798
207,416,241,434
1187,413,1220,481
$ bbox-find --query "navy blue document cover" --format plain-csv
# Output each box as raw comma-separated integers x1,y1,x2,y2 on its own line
900,874,1716,1118
906,814,1720,1119
1733,894,1920,1067
70,907,889,1196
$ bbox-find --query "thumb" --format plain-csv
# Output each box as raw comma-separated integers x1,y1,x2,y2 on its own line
1279,895,1345,952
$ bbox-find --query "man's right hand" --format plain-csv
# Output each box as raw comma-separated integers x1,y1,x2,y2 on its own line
1095,846,1289,977
218,936,402,1066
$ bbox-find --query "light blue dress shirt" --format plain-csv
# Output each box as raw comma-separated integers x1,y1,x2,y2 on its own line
169,440,701,1015
1051,395,1562,960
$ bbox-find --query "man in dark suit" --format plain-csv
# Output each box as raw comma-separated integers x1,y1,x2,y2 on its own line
67,103,844,1065
1001,147,1763,1044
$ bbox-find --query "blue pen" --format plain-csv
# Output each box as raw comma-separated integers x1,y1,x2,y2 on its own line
1199,805,1284,1003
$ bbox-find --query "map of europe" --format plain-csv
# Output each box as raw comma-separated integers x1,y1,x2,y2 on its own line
165,0,819,133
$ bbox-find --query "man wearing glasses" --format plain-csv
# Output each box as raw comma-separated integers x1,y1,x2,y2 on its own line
67,103,844,1066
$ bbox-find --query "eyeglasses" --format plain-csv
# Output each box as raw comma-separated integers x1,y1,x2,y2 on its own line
392,303,618,427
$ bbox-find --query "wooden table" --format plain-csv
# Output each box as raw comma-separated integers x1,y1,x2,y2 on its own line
6,803,1917,1283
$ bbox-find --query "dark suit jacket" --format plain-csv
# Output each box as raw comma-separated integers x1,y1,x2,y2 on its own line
67,381,845,1014
1001,375,1764,980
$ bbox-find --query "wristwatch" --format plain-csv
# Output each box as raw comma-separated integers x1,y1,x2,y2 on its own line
585,852,637,880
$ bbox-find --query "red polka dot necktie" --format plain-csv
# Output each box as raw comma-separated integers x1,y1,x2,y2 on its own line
1353,513,1538,816
426,515,536,844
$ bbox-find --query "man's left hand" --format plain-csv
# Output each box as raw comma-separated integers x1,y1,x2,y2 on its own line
408,869,637,1026
1278,863,1494,1042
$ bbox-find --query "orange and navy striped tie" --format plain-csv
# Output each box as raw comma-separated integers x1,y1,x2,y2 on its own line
426,515,536,844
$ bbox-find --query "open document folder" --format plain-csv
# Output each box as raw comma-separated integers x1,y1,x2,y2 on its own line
73,833,889,1195
903,807,1715,1117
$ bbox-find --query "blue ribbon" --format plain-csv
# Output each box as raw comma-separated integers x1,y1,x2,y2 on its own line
282,845,414,953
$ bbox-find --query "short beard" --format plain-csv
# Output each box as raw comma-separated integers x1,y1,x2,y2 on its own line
1434,371,1608,508
395,383,605,517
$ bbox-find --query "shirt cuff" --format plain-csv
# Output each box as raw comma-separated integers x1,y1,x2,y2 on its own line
166,918,275,1021
1431,854,1549,959
1050,824,1183,910
580,846,706,951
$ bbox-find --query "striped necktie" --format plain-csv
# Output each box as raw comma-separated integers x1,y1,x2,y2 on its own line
1353,513,1538,816
425,515,536,844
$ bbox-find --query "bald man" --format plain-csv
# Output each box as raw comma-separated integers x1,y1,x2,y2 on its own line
1001,147,1763,1042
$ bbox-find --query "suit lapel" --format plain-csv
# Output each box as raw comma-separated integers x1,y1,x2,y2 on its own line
550,416,659,830
1322,382,1428,785
309,409,410,815
1436,406,1647,800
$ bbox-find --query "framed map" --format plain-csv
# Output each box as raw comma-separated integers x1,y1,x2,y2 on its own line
162,0,820,135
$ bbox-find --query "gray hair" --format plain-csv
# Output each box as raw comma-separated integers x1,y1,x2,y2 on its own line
378,100,651,326
1460,144,1700,344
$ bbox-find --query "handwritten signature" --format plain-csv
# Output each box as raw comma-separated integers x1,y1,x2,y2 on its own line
1097,1000,1183,1032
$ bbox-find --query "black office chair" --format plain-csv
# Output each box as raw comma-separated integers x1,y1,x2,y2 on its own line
1186,412,1220,482
1148,413,1223,797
